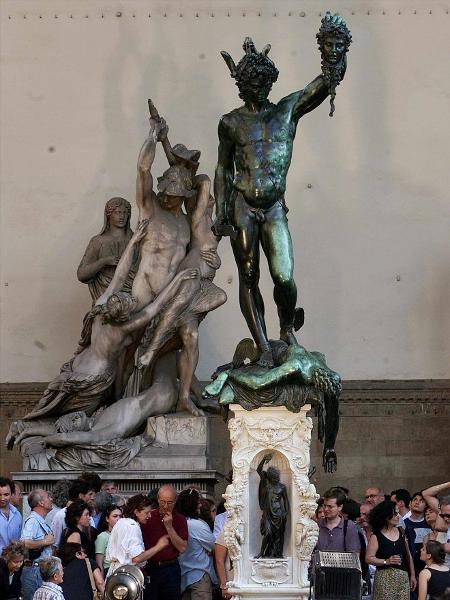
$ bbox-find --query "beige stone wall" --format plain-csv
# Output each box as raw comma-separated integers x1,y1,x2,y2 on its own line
1,0,450,384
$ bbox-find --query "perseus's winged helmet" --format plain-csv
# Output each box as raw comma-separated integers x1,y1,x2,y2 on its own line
220,37,279,86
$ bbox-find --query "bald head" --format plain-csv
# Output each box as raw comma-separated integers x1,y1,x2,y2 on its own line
157,485,177,514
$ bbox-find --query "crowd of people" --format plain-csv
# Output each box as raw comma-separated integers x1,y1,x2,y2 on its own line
314,484,450,600
1,473,449,600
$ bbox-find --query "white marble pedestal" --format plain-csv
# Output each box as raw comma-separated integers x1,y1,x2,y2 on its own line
223,405,319,600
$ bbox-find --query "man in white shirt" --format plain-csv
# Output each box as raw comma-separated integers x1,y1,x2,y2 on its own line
391,488,411,527
50,480,96,548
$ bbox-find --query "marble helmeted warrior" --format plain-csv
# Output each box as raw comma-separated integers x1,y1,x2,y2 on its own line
127,106,227,414
214,26,350,366
138,173,227,415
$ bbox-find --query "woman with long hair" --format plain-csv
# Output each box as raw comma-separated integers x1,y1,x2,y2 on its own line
175,488,217,599
417,540,450,600
105,494,169,576
199,498,216,532
95,504,122,576
366,499,416,600
0,541,25,599
61,500,98,559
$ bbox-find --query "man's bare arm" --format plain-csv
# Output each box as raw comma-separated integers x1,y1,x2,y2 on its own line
289,58,347,122
191,175,211,226
213,118,235,235
124,268,199,333
22,535,54,550
148,99,175,166
136,121,159,217
422,481,450,512
162,513,188,553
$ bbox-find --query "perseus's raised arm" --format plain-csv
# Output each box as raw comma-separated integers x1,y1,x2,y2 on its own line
288,55,347,122
213,118,235,236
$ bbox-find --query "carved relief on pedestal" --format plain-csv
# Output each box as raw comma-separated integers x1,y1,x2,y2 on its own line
250,558,291,585
224,405,319,593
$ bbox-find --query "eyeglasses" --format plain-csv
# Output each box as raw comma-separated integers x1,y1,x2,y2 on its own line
439,513,450,519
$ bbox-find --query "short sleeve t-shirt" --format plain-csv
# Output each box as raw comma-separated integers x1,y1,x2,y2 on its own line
94,531,111,569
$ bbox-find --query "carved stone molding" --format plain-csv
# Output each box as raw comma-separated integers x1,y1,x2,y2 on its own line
224,405,316,599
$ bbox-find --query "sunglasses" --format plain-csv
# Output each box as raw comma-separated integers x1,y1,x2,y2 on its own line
439,513,450,519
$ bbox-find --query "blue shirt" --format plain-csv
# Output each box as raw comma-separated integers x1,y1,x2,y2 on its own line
0,503,23,554
179,518,218,592
21,511,53,559
213,512,228,541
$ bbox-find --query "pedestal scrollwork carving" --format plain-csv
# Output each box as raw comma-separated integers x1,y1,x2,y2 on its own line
244,420,301,450
224,405,318,597
250,559,290,585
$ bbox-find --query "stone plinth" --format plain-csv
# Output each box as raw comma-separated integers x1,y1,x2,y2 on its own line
12,413,231,502
224,405,318,600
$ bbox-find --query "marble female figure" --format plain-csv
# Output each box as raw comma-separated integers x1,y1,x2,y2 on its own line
7,221,197,426
77,197,137,303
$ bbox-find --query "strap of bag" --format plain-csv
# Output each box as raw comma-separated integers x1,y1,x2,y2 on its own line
85,558,97,594
343,518,348,552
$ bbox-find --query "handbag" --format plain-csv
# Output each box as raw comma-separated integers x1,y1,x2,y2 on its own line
85,558,103,600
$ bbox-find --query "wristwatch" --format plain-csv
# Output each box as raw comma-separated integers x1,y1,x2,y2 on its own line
383,560,387,565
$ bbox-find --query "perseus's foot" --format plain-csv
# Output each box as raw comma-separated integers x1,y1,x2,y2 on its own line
257,349,274,368
280,329,298,346
177,396,205,417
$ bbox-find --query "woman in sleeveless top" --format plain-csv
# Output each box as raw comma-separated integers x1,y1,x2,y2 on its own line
366,500,416,600
418,540,450,600
62,500,98,559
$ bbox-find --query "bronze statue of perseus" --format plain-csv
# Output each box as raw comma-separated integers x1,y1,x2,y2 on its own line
214,15,351,366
